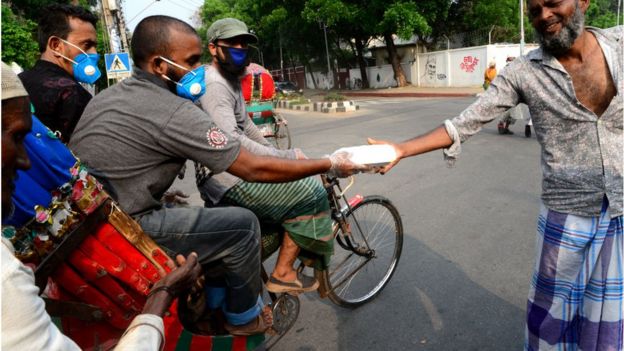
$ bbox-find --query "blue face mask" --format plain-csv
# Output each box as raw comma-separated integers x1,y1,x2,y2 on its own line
227,47,249,67
55,38,101,85
159,56,206,102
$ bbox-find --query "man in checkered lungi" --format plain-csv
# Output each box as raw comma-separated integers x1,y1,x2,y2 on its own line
369,0,623,349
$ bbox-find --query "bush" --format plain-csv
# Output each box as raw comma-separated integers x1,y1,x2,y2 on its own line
323,92,346,102
277,92,303,100
287,97,310,105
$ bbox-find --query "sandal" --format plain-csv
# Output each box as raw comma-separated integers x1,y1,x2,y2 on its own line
266,271,319,294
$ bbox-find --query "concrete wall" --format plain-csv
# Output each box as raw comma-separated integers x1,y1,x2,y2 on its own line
305,71,335,90
415,44,539,87
309,43,539,89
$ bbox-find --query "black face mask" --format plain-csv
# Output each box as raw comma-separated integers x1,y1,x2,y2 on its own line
215,44,250,78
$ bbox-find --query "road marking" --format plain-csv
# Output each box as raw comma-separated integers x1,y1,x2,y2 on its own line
416,287,444,331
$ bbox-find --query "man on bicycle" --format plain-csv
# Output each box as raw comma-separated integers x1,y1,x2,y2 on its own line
69,16,367,335
370,0,622,349
195,18,334,294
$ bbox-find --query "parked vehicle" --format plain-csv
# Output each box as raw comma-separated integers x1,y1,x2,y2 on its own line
275,81,302,96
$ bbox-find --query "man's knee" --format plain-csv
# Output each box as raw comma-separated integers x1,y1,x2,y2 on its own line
225,207,261,242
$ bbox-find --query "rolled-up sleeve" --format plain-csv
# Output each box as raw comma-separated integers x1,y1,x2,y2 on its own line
115,314,164,351
444,67,521,163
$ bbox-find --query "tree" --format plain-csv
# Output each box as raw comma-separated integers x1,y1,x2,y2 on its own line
1,4,39,69
586,0,619,28
378,2,433,87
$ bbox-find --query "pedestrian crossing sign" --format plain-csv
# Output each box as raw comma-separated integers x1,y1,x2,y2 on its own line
105,52,131,79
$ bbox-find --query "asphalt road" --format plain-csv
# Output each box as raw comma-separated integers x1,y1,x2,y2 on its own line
172,97,541,350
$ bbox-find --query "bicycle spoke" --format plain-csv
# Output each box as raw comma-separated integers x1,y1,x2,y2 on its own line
322,196,403,307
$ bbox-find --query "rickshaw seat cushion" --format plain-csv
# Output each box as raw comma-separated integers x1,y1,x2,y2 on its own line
6,115,76,227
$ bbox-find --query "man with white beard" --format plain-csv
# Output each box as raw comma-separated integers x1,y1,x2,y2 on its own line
369,0,623,349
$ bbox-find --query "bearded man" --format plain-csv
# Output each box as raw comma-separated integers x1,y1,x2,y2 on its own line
369,0,623,349
195,18,334,294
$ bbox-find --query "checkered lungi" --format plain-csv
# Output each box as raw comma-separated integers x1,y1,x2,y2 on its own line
525,198,623,350
222,176,334,268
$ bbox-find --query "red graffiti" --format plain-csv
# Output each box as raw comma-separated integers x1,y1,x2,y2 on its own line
460,56,479,73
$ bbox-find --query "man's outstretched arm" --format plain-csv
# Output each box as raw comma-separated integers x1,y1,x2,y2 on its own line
369,125,453,174
227,147,365,182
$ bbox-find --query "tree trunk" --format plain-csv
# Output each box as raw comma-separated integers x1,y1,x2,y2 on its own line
355,37,370,89
383,32,407,87
305,62,317,89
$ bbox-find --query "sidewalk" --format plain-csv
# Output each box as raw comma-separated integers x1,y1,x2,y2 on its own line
304,85,482,101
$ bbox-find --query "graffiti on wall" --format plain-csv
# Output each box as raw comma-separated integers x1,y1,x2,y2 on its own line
422,56,446,81
423,56,437,81
460,56,479,73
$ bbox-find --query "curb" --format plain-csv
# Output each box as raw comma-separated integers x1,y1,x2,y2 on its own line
276,99,360,113
275,99,312,111
342,92,477,98
313,100,359,113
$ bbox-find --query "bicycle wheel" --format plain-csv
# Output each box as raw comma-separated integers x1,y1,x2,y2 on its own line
267,118,291,150
316,195,403,308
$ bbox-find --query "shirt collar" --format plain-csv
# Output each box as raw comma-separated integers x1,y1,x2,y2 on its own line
35,59,75,79
132,66,171,91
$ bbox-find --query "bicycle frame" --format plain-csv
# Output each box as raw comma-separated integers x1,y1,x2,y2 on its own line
318,175,378,297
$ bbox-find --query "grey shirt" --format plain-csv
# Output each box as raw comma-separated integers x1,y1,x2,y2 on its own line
444,26,623,218
196,64,296,205
69,68,240,215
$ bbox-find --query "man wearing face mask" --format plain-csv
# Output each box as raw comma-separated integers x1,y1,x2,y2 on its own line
18,4,100,143
195,18,335,294
69,15,368,335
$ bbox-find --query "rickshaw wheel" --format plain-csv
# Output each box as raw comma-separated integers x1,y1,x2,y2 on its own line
264,294,300,349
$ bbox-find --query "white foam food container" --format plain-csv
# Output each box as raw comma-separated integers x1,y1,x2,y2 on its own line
335,144,397,166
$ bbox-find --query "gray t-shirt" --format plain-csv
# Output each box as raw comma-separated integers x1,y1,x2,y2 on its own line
69,68,240,215
196,64,296,205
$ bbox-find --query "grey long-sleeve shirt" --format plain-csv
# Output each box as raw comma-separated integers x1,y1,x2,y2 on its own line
196,64,297,205
444,26,623,218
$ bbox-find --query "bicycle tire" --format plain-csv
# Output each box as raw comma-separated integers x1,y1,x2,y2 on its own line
275,123,291,150
266,122,291,150
316,196,403,308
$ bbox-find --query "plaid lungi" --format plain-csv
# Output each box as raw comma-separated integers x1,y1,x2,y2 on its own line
525,199,623,350
222,176,333,268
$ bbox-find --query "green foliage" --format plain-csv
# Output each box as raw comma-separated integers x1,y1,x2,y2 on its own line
323,92,346,101
380,2,431,39
286,96,310,104
1,4,39,69
586,0,618,28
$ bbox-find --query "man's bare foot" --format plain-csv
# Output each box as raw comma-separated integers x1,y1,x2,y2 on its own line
225,305,274,336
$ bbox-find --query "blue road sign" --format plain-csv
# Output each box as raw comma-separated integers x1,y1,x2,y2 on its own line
105,53,131,78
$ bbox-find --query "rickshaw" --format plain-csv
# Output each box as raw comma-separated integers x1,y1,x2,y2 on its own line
5,115,403,350
241,63,291,150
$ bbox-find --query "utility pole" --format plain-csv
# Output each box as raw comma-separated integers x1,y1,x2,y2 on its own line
100,0,117,52
101,0,129,52
279,30,284,81
519,0,525,55
322,21,331,90
111,0,130,52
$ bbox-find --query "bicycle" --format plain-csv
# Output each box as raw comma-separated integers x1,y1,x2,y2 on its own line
247,101,292,150
262,173,403,348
